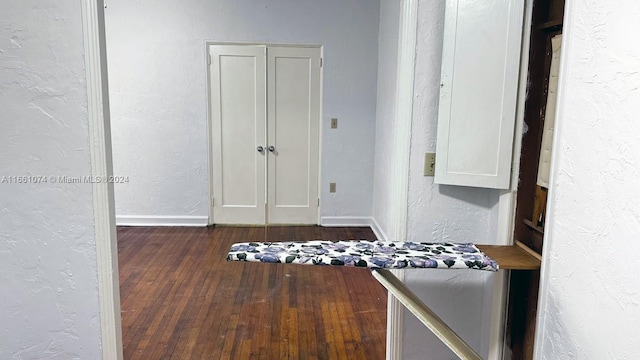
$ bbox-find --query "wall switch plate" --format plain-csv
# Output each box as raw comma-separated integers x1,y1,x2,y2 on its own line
329,182,336,193
330,118,338,129
424,152,436,176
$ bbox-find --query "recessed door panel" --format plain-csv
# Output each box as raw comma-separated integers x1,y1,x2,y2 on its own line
210,45,266,224
267,47,320,224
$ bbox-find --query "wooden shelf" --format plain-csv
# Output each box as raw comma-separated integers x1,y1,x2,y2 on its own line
477,245,541,270
538,19,563,32
523,219,545,235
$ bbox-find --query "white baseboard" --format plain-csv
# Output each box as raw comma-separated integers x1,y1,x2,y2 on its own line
369,217,389,241
116,215,388,236
320,216,372,227
116,215,209,227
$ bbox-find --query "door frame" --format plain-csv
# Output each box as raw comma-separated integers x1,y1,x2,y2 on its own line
488,1,535,358
82,0,123,359
87,2,531,358
205,41,324,225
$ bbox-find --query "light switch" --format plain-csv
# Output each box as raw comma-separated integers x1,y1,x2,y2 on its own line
424,153,436,176
329,182,336,193
330,118,338,129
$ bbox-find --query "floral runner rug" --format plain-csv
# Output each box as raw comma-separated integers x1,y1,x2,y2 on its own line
227,240,498,271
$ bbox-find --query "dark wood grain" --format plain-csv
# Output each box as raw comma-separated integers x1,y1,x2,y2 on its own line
477,245,541,270
509,0,565,358
117,226,387,360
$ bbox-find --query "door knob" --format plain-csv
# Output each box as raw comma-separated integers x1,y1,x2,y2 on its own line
268,146,275,152
257,146,264,152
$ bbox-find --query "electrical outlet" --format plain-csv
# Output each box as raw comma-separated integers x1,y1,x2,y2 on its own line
330,118,338,129
424,152,436,176
329,182,336,193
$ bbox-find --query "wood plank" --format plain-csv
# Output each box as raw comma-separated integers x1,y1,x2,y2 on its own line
524,219,545,235
477,245,541,270
538,19,563,31
532,185,548,229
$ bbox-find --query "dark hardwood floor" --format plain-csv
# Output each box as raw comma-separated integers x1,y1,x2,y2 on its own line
117,226,387,359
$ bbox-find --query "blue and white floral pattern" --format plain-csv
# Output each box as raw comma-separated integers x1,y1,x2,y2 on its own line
227,240,498,271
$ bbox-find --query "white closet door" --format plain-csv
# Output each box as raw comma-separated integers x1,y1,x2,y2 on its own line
210,45,267,224
435,0,524,189
266,47,321,224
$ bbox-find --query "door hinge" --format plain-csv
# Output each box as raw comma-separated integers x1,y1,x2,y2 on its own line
208,55,211,65
320,58,323,67
211,197,214,207
317,198,320,207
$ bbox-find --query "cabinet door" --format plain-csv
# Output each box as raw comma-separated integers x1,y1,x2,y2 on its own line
435,0,525,189
210,45,267,224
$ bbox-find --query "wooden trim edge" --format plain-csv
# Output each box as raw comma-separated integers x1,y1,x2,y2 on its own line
387,0,419,359
81,1,123,359
515,240,543,262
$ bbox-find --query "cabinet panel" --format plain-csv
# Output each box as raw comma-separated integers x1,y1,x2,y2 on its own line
435,0,525,189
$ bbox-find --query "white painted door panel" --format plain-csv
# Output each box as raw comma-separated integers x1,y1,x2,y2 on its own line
435,0,524,189
210,45,266,224
267,47,320,224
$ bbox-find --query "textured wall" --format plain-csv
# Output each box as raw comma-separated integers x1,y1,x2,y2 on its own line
104,0,380,221
402,0,500,358
536,0,640,358
372,1,500,357
0,1,103,358
372,0,402,236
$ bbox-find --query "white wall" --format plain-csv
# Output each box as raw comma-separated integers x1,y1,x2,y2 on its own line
372,0,402,237
0,1,103,358
402,0,500,358
536,0,640,358
104,0,380,223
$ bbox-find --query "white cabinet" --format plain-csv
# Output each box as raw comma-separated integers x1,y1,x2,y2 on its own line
435,0,525,189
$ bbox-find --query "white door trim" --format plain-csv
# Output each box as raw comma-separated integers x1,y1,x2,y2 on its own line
386,0,418,359
81,0,123,359
205,41,323,48
317,46,325,225
533,0,572,357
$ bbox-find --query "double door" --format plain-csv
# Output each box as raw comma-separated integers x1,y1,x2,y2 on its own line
209,45,321,225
